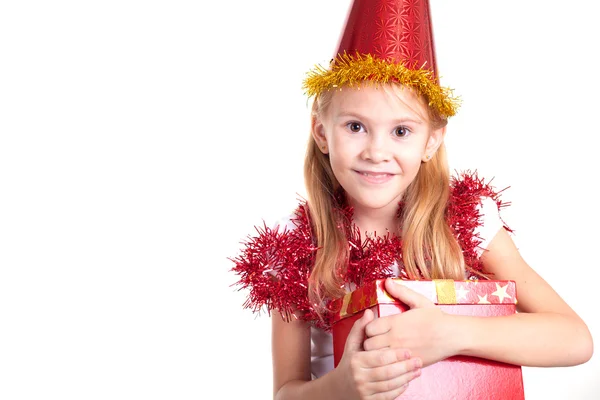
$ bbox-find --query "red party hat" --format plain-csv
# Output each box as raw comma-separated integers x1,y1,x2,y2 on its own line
303,0,459,117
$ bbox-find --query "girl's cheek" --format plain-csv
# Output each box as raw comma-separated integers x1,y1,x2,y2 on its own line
395,147,422,161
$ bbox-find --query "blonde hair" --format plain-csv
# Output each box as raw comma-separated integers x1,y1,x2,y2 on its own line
304,83,466,313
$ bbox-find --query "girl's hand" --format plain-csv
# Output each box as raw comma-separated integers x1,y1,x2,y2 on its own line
335,308,422,400
363,278,457,367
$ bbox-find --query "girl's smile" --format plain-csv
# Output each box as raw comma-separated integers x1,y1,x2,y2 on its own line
353,169,396,184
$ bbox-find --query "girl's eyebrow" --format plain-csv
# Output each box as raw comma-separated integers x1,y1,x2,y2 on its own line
335,110,423,125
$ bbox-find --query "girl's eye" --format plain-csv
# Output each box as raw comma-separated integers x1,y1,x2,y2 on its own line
394,126,410,138
347,122,363,133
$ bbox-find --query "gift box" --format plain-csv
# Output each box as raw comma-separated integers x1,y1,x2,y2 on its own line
330,279,525,400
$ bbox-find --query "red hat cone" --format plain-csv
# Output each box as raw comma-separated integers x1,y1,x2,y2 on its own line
303,0,458,117
335,0,438,78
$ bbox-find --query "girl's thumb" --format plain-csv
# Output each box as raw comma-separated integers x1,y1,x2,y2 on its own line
385,278,431,309
344,309,374,353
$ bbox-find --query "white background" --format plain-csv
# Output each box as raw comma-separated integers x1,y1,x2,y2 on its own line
1,0,598,399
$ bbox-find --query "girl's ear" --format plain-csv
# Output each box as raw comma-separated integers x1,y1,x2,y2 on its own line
423,125,446,161
311,115,329,154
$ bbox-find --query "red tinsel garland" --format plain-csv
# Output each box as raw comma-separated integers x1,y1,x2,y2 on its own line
448,171,512,277
230,171,510,330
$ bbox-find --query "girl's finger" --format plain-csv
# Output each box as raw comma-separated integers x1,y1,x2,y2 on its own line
363,332,391,351
384,278,435,309
365,317,391,338
345,309,375,353
358,348,412,368
365,368,421,399
366,357,422,382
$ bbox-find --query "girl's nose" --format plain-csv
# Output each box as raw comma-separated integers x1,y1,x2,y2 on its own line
361,134,390,163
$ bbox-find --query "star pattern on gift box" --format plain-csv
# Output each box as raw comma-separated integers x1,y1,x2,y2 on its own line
455,284,470,301
491,283,512,303
358,292,368,310
330,279,518,326
477,294,491,304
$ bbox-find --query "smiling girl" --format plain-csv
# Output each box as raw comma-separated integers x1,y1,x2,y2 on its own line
231,1,593,399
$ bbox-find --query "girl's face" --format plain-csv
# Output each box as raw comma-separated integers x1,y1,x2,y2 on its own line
313,84,445,215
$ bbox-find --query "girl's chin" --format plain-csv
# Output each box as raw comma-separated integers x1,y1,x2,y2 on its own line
347,196,401,213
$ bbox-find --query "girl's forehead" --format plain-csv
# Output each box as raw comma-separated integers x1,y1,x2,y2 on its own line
329,84,428,120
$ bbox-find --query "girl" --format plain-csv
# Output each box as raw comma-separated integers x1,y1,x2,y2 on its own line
231,1,593,399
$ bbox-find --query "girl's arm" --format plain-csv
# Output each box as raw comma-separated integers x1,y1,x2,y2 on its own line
271,311,340,400
272,309,422,400
363,228,593,367
447,228,593,366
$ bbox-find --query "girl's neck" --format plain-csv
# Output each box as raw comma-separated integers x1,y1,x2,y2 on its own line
350,203,400,238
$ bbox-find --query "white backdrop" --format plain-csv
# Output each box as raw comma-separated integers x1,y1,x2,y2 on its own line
1,0,598,399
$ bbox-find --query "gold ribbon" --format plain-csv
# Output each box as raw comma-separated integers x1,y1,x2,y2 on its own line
434,279,457,304
339,292,352,319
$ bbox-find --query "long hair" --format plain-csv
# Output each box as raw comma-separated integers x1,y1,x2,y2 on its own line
304,84,466,314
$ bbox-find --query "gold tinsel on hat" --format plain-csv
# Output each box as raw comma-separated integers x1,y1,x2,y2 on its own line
303,52,460,118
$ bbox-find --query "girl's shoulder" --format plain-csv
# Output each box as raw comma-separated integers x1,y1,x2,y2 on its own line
272,206,305,233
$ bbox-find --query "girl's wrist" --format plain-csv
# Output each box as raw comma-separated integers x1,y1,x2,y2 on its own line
329,363,351,400
442,313,470,357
